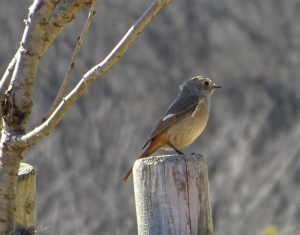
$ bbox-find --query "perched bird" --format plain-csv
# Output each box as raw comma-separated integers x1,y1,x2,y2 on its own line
122,76,221,182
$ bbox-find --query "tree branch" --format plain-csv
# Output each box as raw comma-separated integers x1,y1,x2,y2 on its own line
0,53,17,102
0,1,98,126
15,0,171,147
48,0,97,118
2,0,58,132
0,0,93,107
0,53,18,128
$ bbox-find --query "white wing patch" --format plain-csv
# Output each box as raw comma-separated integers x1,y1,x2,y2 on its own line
162,113,175,122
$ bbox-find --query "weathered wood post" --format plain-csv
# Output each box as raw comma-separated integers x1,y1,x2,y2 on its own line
16,163,36,227
133,154,213,235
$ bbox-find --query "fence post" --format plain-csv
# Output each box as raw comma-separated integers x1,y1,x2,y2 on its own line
16,163,36,227
133,154,213,235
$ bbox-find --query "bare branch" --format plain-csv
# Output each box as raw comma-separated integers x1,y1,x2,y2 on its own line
16,0,171,147
85,0,170,79
0,54,17,130
0,0,93,106
0,53,17,104
48,0,97,118
2,0,58,132
2,0,59,133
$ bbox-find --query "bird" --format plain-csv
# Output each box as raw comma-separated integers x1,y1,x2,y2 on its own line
122,76,221,182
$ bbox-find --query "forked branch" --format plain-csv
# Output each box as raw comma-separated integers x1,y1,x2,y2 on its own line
15,0,171,148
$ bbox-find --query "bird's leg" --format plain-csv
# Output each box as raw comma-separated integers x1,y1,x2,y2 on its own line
168,143,184,155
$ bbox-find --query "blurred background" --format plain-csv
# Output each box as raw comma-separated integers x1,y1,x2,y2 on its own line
1,0,300,234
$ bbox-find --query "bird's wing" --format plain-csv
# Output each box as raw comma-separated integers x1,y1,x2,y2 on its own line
142,94,201,149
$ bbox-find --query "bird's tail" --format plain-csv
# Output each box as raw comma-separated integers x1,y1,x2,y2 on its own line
121,138,163,182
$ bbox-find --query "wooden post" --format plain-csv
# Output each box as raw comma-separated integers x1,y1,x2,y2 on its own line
16,163,36,227
133,154,213,235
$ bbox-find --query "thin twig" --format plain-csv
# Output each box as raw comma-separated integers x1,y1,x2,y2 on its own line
0,53,18,102
0,53,18,130
47,0,97,118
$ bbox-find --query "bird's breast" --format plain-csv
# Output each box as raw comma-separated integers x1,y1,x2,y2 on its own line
165,102,210,149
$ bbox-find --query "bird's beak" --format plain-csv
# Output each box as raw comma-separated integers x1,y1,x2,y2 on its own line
212,84,222,89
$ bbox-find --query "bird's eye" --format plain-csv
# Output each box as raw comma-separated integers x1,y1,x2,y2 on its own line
204,81,209,86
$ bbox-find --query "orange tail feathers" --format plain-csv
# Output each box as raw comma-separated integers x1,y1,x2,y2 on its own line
121,142,158,182
121,133,167,182
121,168,134,183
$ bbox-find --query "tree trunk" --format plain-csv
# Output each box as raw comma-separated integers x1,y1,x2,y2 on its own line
0,134,24,233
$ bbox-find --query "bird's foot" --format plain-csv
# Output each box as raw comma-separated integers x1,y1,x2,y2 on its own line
168,143,184,155
176,149,184,155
